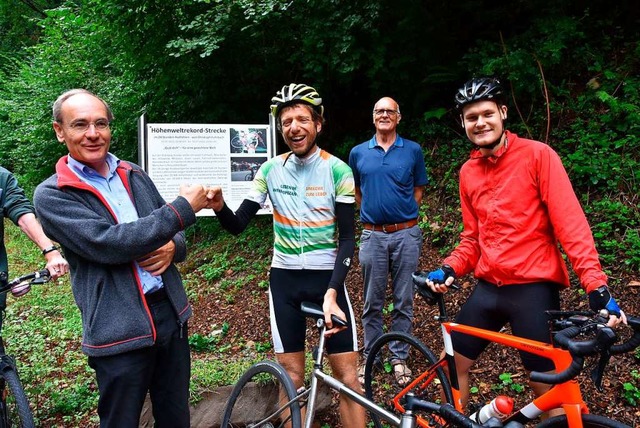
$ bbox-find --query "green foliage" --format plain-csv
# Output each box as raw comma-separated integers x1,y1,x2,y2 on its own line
189,331,217,352
255,341,272,353
383,302,393,315
622,370,640,406
198,252,230,282
585,199,640,271
491,372,525,395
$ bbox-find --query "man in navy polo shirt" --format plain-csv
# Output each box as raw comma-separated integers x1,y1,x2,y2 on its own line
348,97,428,386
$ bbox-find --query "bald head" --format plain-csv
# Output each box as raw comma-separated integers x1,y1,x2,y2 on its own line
372,97,401,135
53,89,113,123
374,97,400,114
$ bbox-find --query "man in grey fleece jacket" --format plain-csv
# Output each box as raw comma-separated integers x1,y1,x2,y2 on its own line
34,89,214,428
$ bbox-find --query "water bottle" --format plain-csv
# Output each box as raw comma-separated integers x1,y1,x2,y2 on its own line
469,395,514,424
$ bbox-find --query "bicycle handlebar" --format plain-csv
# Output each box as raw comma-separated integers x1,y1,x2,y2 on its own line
0,269,51,297
530,313,640,384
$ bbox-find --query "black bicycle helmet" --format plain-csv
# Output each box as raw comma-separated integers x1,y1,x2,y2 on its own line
270,83,324,118
454,77,505,110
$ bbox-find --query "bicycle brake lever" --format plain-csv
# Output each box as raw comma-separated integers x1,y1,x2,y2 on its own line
590,350,610,392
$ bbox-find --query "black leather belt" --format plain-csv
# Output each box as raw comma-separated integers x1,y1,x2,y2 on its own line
145,287,168,305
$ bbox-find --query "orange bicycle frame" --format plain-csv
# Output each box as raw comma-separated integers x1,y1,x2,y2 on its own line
390,322,590,427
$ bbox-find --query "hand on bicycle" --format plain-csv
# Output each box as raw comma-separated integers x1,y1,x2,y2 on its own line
323,289,347,337
44,251,69,280
588,285,627,326
426,265,456,293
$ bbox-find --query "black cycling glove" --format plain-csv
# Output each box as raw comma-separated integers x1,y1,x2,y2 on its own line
588,286,622,317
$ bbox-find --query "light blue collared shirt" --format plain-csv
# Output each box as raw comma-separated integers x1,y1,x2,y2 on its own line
67,153,164,294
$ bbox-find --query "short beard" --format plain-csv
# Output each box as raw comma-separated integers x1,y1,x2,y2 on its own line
293,142,317,159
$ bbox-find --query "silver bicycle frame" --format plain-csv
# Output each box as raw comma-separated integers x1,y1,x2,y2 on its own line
303,318,405,428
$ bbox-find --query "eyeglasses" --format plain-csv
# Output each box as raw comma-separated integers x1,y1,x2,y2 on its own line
65,119,111,133
373,109,398,117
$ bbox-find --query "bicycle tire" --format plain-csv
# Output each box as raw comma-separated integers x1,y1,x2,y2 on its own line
221,360,302,428
231,136,244,149
535,413,631,428
364,331,454,428
0,368,35,428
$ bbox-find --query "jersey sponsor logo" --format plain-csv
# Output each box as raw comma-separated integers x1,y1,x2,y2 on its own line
273,184,297,196
306,185,327,197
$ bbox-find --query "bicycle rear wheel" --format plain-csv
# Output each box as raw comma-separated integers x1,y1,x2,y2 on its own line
536,413,631,428
221,360,302,428
364,331,453,428
0,368,36,428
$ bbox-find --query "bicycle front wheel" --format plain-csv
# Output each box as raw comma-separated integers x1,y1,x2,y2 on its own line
0,368,36,428
221,360,302,428
536,413,631,428
364,331,453,428
231,136,244,149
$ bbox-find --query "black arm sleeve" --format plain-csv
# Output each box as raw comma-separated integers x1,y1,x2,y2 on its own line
214,199,261,235
327,202,356,290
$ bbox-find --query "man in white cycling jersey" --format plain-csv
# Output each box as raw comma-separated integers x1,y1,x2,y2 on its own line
210,83,365,428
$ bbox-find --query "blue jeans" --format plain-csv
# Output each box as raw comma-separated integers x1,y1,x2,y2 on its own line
360,226,422,361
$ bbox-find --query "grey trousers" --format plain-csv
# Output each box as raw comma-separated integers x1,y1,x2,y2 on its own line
360,225,422,361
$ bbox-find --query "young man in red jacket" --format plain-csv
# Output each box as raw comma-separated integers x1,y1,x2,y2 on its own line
426,77,626,409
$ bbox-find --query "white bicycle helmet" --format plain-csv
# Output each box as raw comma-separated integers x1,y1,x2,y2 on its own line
270,83,324,118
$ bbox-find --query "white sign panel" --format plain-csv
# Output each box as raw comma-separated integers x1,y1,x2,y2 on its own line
144,122,273,216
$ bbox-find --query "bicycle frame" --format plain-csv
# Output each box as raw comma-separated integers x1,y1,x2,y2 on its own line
303,317,404,427
225,302,510,428
389,320,591,428
445,322,588,425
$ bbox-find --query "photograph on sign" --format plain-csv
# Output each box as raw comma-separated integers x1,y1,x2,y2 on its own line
229,127,268,154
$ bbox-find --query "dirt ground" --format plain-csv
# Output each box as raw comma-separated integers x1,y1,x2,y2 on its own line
189,232,640,427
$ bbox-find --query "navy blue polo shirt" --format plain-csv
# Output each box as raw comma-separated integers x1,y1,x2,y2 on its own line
348,135,428,224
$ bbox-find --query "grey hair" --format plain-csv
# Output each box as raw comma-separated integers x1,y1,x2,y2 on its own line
52,89,114,123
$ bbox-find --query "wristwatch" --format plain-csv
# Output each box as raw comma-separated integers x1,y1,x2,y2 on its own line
42,245,59,255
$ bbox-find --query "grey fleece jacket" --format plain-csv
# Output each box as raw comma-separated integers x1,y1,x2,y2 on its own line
34,156,195,357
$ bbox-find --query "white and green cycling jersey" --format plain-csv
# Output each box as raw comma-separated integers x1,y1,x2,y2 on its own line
247,148,355,270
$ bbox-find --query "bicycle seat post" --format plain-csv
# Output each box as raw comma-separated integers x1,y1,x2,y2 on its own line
435,294,450,322
314,317,328,366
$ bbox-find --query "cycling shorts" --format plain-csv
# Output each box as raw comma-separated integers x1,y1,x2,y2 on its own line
452,279,560,372
269,268,358,354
